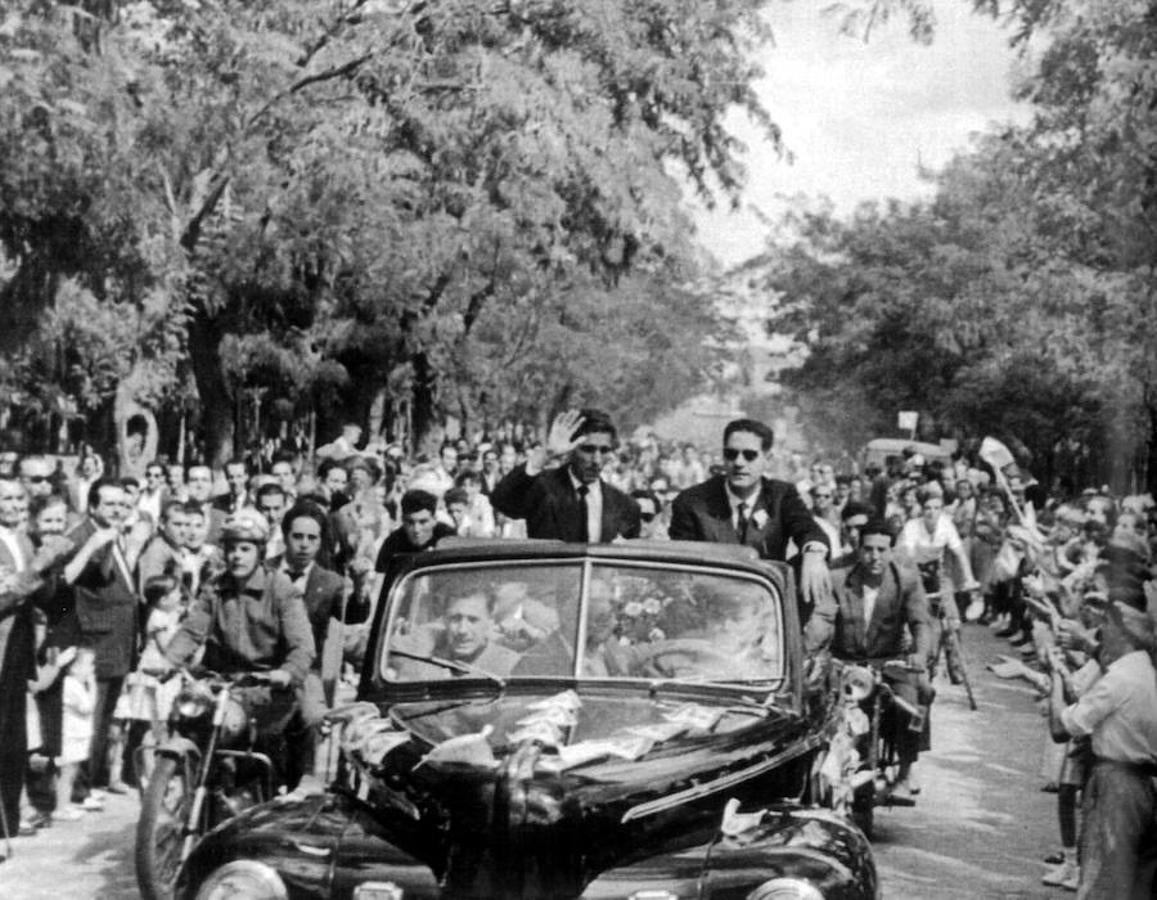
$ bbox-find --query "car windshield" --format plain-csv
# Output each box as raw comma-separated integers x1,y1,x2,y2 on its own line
380,560,785,686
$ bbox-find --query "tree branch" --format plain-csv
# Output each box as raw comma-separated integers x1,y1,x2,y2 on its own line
180,173,231,254
245,53,373,131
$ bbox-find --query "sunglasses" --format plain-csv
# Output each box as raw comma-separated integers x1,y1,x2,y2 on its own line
722,448,760,463
24,475,50,483
578,444,616,455
640,512,657,523
813,492,833,499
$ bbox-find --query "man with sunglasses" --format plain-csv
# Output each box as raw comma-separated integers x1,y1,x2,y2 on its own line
17,454,57,503
669,418,834,651
631,490,667,540
491,408,641,543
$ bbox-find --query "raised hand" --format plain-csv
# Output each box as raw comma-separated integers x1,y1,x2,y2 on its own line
89,526,121,549
544,409,586,459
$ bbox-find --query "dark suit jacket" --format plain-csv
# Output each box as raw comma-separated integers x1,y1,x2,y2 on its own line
0,530,39,683
490,464,640,543
265,557,367,665
668,475,827,561
211,492,250,515
61,518,140,679
830,560,931,662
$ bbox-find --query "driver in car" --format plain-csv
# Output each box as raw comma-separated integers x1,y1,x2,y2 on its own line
392,584,521,679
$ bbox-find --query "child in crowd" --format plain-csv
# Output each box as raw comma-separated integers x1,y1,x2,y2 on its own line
57,647,96,821
121,572,186,787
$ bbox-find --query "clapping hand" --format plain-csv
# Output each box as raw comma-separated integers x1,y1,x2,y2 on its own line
32,534,73,573
1056,618,1096,654
89,526,120,549
1045,646,1068,676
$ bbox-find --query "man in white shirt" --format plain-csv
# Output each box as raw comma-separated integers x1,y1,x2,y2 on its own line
831,521,933,797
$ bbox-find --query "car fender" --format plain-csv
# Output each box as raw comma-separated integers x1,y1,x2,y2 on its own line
703,806,878,900
176,791,441,900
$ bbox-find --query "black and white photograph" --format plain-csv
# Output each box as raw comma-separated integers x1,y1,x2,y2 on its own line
0,0,1154,898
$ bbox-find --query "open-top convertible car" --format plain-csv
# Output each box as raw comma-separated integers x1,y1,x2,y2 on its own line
177,540,877,900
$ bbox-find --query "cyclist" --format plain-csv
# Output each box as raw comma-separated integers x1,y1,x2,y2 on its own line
895,486,979,681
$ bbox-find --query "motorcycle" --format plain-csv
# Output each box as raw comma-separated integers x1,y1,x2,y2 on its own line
822,659,926,838
135,671,292,900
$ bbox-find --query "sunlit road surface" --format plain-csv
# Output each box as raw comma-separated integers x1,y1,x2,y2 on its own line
0,625,1064,899
874,623,1062,899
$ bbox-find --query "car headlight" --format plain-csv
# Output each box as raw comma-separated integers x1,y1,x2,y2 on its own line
747,878,825,900
195,860,288,900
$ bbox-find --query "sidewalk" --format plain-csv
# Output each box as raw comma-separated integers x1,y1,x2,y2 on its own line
0,790,139,899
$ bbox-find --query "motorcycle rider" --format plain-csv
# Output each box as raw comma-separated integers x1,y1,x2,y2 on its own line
831,519,933,799
162,510,316,789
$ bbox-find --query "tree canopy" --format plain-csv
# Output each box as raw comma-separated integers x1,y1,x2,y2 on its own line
750,0,1156,491
1,0,770,461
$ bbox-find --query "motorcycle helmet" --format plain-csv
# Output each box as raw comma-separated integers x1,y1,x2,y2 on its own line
222,510,270,545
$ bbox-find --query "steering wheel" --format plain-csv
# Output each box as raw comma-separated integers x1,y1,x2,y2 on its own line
630,639,740,680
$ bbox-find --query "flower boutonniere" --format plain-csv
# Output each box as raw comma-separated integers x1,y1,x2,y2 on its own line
750,509,769,530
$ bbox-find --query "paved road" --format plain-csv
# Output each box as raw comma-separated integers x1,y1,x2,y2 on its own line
873,623,1063,899
0,624,1066,899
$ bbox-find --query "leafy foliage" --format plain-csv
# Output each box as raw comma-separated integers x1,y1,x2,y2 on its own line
1,0,772,460
751,0,1157,490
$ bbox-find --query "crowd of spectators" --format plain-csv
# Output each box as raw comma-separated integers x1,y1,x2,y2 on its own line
0,425,1154,898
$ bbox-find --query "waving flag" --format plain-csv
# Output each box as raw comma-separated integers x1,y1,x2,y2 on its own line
979,436,1016,472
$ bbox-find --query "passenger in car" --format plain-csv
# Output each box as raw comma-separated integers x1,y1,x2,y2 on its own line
491,579,561,652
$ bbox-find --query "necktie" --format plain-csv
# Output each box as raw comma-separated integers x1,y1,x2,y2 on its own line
577,484,590,542
737,502,749,544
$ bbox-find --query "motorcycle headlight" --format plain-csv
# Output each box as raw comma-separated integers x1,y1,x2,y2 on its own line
176,694,213,719
840,665,875,703
195,860,288,900
747,878,825,900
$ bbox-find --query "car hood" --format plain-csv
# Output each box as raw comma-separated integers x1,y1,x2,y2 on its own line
327,684,814,897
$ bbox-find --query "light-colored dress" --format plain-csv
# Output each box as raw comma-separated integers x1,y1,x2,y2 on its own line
60,673,95,765
122,606,183,723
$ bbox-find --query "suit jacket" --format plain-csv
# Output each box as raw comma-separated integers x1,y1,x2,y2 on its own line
265,557,367,665
62,518,140,679
830,560,931,662
668,475,827,561
136,532,183,592
211,492,251,515
0,528,39,681
490,464,640,543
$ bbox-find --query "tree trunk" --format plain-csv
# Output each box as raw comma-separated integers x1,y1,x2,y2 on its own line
187,310,234,467
1146,399,1157,497
113,379,158,480
411,350,438,454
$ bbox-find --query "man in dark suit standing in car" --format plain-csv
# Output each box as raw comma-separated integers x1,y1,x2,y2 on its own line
491,409,640,543
669,418,834,651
